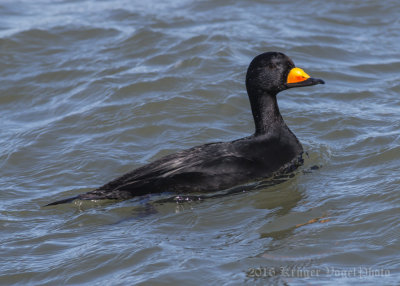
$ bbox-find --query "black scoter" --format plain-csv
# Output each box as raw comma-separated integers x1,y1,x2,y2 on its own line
47,52,324,206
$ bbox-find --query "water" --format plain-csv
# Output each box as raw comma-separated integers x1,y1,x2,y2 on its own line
1,0,399,285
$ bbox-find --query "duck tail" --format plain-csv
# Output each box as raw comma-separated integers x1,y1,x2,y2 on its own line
44,195,80,206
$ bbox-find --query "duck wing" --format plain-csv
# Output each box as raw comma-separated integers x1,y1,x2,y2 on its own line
78,140,260,200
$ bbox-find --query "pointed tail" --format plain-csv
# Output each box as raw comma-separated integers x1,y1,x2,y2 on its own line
44,195,80,206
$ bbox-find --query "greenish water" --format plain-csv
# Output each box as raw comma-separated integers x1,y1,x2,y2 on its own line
1,0,399,285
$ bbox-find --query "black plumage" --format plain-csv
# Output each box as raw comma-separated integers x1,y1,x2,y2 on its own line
46,52,324,206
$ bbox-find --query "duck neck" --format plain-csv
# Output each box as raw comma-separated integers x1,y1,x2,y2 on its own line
248,90,284,136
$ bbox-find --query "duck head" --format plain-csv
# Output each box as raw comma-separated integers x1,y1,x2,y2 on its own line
245,52,324,135
246,52,324,96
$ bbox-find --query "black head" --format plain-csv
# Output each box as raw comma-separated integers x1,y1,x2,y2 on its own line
245,52,324,96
